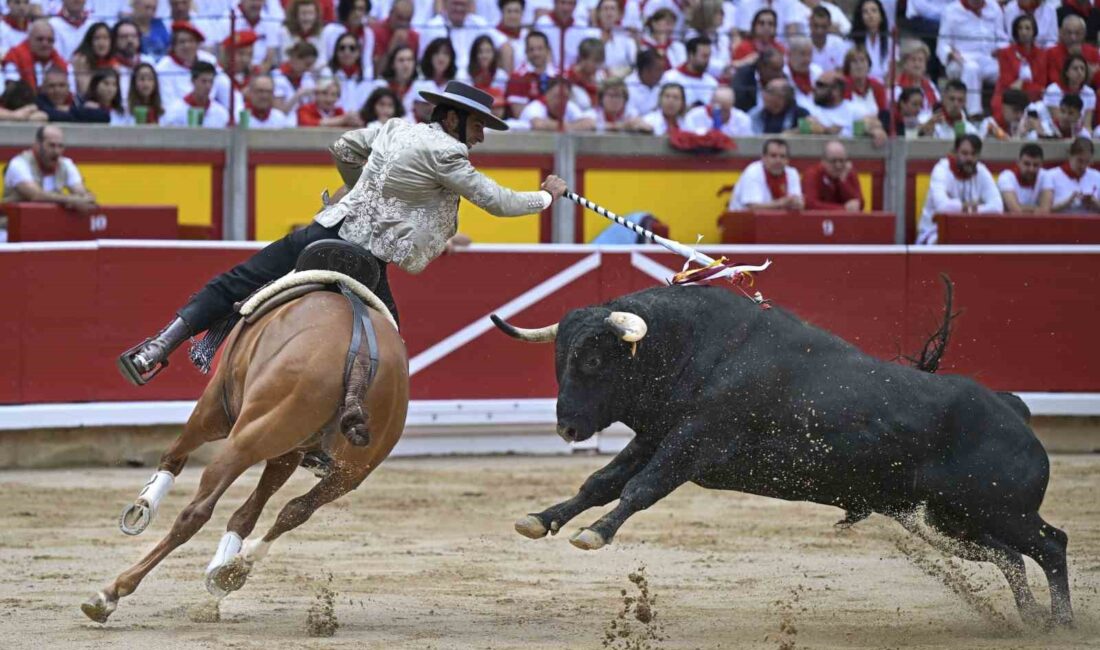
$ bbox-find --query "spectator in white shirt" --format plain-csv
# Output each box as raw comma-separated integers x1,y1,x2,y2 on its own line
245,74,290,127
1002,0,1059,48
1,0,32,59
359,84,407,125
49,0,92,60
1044,55,1095,132
917,134,1003,244
919,79,980,139
222,0,278,70
1045,93,1091,139
641,81,688,135
684,85,752,137
998,142,1052,212
728,138,804,210
785,35,821,111
421,0,494,71
789,0,852,37
320,0,375,78
161,60,230,126
2,124,95,210
518,76,596,130
534,0,596,69
493,0,526,72
328,31,374,114
593,76,648,132
155,21,204,107
624,47,663,116
937,0,1008,115
1047,137,1100,213
658,35,718,108
592,0,636,77
906,0,950,38
848,0,893,81
807,5,848,72
806,70,857,135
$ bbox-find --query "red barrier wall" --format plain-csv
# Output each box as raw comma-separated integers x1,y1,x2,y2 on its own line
1,243,1098,404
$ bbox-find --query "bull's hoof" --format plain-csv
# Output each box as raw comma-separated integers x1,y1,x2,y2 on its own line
119,501,153,536
515,515,548,539
205,556,251,599
569,529,606,551
81,591,117,624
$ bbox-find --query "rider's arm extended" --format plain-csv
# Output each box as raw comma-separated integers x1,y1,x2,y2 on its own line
328,123,384,188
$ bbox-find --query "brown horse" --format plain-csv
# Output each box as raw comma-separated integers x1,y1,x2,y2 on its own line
82,287,409,623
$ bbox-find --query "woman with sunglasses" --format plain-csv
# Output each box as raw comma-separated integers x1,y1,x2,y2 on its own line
327,32,374,113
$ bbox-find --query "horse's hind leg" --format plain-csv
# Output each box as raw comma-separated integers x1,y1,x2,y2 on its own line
204,450,304,598
239,465,369,565
119,379,231,536
82,436,260,624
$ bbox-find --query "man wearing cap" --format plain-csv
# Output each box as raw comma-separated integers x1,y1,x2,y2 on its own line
213,30,258,111
118,80,567,390
155,21,205,106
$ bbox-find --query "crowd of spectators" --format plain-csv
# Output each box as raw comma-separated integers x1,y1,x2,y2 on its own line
0,0,1095,139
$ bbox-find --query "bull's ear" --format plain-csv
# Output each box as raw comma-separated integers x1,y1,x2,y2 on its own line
491,314,558,343
605,312,647,342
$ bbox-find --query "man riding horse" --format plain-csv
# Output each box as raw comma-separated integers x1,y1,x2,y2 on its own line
118,80,567,386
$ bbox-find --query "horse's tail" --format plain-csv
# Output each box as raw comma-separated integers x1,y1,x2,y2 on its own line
339,352,372,447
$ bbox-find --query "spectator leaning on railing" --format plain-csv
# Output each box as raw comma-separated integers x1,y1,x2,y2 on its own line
998,142,1051,212
683,85,751,137
917,134,1003,245
749,77,810,135
801,139,864,211
2,124,96,213
1046,137,1100,213
728,138,804,211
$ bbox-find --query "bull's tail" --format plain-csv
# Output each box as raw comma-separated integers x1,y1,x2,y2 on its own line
906,274,958,374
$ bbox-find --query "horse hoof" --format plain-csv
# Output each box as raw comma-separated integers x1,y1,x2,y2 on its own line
515,515,548,539
570,529,606,551
119,501,153,536
81,591,116,624
205,556,251,599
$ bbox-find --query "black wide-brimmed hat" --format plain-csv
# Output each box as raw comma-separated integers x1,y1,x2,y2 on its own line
419,80,508,131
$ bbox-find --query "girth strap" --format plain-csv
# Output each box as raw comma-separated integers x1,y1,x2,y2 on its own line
340,283,379,386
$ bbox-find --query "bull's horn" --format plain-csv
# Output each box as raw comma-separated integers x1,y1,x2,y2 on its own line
491,314,558,343
605,312,647,342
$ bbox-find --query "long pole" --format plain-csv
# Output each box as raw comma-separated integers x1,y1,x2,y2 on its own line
564,191,770,280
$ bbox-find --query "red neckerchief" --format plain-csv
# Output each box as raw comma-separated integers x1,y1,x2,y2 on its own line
3,16,28,31
496,22,521,39
896,71,937,106
1061,161,1086,180
169,53,193,68
1010,42,1036,63
566,66,598,100
251,106,271,121
346,24,364,39
1013,163,1037,188
279,62,302,88
948,155,975,181
845,75,887,110
94,55,118,68
472,68,494,89
961,0,985,17
232,65,260,91
339,63,361,78
1,41,68,90
676,63,704,79
115,53,139,68
32,147,57,174
550,12,574,29
238,4,262,28
763,166,788,199
389,80,411,96
56,9,89,28
602,107,624,123
789,69,812,94
298,102,344,124
184,92,210,109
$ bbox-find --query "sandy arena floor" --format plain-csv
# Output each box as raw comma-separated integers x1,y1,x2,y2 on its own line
0,454,1097,649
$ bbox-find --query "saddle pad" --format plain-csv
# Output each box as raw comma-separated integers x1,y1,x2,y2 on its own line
237,270,398,332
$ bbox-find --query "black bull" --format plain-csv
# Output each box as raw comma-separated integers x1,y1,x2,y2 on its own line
492,283,1072,627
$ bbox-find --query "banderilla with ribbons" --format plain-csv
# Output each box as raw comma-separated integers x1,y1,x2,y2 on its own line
564,190,772,290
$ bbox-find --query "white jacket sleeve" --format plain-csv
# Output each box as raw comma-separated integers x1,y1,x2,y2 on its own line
929,162,964,213
433,146,551,216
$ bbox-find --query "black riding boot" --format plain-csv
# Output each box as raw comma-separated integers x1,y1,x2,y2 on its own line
116,316,192,386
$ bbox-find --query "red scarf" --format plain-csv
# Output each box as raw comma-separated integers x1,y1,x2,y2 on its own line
33,148,57,174
1061,161,1086,180
845,75,887,110
389,80,411,97
1013,163,1037,188
279,62,302,89
339,63,361,79
2,16,28,31
948,155,975,181
169,53,193,69
56,9,89,28
496,22,521,39
676,63,704,79
550,13,574,29
251,106,271,121
346,24,364,39
961,0,985,18
790,69,813,94
764,166,788,199
603,108,624,123
297,102,344,126
184,92,210,109
0,41,68,91
472,68,495,89
566,66,598,103
238,4,262,28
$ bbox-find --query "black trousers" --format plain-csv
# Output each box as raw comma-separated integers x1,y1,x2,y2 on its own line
177,221,400,333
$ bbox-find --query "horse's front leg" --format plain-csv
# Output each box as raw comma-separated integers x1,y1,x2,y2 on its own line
516,436,657,539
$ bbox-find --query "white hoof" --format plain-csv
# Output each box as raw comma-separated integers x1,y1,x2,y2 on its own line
81,591,117,624
119,500,153,536
515,515,548,539
205,556,252,599
569,529,606,551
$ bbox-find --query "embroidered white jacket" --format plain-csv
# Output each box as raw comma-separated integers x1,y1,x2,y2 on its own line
315,119,550,274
